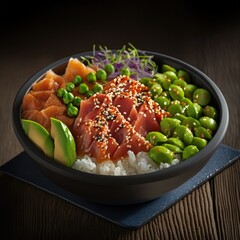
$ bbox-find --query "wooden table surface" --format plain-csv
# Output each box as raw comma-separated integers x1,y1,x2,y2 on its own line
0,1,239,239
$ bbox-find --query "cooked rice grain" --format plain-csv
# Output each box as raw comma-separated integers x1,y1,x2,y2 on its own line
72,151,180,176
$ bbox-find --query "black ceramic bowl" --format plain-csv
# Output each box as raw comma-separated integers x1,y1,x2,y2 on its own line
12,51,229,205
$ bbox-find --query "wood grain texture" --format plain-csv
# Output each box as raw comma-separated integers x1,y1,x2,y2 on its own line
0,1,239,239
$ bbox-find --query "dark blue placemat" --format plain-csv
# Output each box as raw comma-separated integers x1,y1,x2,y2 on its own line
0,144,239,229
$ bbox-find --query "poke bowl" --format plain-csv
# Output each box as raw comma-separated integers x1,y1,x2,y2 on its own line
12,44,229,205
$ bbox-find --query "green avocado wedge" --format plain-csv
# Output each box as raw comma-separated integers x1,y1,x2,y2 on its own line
50,117,76,167
21,119,54,158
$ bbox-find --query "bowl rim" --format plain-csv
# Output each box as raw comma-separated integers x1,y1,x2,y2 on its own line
12,50,229,185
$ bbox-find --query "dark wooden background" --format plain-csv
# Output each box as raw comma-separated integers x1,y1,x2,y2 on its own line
0,1,239,239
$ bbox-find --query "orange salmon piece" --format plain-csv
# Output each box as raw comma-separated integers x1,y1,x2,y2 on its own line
32,78,59,92
63,58,96,82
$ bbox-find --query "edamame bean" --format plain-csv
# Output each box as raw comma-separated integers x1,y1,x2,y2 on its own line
154,96,170,110
154,73,166,84
140,77,152,86
182,117,201,131
160,118,181,137
194,126,212,140
161,77,172,90
199,116,218,131
191,137,207,150
150,83,163,97
203,105,218,119
148,146,174,164
184,84,197,100
180,98,192,107
182,145,199,160
167,137,185,149
173,79,187,89
173,125,193,146
173,113,188,123
146,132,168,146
162,143,182,153
193,88,211,106
167,102,184,116
186,103,203,119
178,69,191,83
164,71,178,81
162,64,177,74
169,84,185,100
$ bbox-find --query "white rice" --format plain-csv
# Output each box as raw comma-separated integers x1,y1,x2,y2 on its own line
72,151,180,176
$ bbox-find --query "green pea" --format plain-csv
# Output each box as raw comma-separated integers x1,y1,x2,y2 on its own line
154,96,170,110
193,88,211,106
72,96,82,107
150,83,163,97
173,125,193,146
203,105,218,119
86,72,97,83
173,79,187,89
182,117,201,131
93,83,104,93
73,75,82,86
120,67,131,76
161,77,172,91
164,71,178,81
160,117,181,137
56,88,67,98
162,64,177,74
96,69,107,81
86,90,94,98
169,84,185,100
146,132,168,146
67,103,79,117
79,83,89,94
173,113,188,123
148,146,174,164
177,69,191,83
162,143,182,153
182,145,199,160
167,137,185,149
62,92,74,104
184,84,197,100
167,103,183,116
191,137,207,150
66,82,75,92
186,103,203,119
199,116,218,131
194,126,212,140
104,63,115,74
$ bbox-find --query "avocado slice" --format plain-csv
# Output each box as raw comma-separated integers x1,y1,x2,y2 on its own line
21,119,54,158
50,117,76,167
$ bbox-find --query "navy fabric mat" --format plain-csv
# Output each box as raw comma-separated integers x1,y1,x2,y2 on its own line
0,144,239,229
